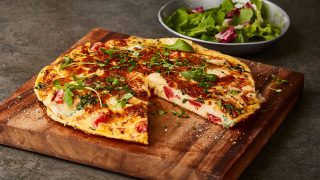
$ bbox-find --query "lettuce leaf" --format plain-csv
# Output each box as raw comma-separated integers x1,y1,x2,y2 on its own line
220,0,233,12
165,8,189,32
232,8,253,25
244,19,281,41
163,39,195,52
185,14,216,37
251,0,262,11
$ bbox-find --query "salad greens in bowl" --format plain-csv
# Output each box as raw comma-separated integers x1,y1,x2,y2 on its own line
158,0,290,55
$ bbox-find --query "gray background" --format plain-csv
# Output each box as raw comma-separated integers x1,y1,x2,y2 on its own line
0,0,319,179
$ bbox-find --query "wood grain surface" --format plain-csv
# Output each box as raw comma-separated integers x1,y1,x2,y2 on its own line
0,28,304,179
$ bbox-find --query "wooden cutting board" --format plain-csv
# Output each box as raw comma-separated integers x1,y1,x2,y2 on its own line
0,28,304,179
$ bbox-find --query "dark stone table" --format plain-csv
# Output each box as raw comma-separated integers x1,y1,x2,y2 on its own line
0,0,319,179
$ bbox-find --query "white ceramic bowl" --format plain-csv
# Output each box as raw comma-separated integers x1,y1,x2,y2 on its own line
158,0,290,55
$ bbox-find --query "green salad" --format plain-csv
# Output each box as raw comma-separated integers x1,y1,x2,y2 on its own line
164,0,281,43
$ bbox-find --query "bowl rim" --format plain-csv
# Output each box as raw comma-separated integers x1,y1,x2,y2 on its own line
158,0,290,46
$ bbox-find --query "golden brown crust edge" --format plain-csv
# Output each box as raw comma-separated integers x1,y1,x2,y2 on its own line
46,107,148,144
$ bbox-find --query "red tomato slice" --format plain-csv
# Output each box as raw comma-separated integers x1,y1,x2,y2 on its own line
92,114,109,129
188,100,202,108
163,86,174,99
135,121,147,133
232,111,239,118
52,90,64,104
207,114,222,124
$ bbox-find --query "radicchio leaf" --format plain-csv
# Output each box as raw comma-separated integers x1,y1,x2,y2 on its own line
226,8,240,18
215,27,237,43
191,6,204,13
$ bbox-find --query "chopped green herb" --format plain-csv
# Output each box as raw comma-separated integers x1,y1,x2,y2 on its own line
35,82,45,90
272,75,288,84
76,94,98,110
53,80,62,89
104,59,110,64
181,67,217,92
229,64,247,73
163,51,170,56
269,87,282,93
147,56,158,68
112,78,120,86
171,109,190,118
223,103,242,117
222,115,228,122
182,99,188,103
229,90,241,96
63,88,74,107
106,77,114,83
93,81,104,90
72,75,85,87
128,66,134,72
198,81,210,88
132,51,139,57
203,89,210,93
217,100,222,107
128,59,137,65
123,85,133,93
100,48,114,57
174,58,191,67
96,60,106,67
110,65,121,70
157,110,167,115
105,85,113,91
117,93,133,108
163,62,175,70
119,58,126,64
122,93,133,99
127,59,137,72
181,68,217,82
84,86,103,107
196,98,204,104
60,56,73,70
